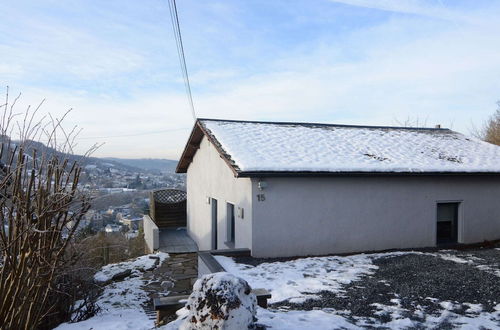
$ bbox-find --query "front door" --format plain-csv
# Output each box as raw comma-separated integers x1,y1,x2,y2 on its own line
436,202,459,244
211,199,218,250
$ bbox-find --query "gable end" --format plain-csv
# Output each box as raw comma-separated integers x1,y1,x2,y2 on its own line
176,120,240,176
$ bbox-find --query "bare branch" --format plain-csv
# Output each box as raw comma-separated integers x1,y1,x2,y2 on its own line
0,89,98,329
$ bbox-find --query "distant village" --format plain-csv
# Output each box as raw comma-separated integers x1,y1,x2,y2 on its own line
73,160,185,237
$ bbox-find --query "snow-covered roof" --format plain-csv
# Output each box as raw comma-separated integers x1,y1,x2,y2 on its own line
177,119,500,176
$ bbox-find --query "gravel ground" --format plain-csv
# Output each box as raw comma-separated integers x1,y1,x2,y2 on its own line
248,245,500,328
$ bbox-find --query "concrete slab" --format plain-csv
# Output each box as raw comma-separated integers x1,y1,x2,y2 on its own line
158,227,198,253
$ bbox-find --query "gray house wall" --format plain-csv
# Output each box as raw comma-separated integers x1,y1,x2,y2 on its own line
251,176,500,257
186,136,253,251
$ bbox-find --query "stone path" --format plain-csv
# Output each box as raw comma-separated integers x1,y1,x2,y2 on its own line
141,253,198,320
158,228,198,253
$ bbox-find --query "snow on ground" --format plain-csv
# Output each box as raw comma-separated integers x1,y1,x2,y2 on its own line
364,300,500,330
436,253,475,264
423,302,500,330
165,296,500,330
256,307,359,329
476,264,500,277
216,249,500,329
216,253,383,303
94,252,168,283
160,303,361,330
56,252,168,330
201,119,500,173
258,298,500,330
434,250,500,278
217,250,500,305
57,248,500,330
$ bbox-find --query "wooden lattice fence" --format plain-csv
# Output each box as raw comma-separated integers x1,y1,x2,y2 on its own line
149,189,187,228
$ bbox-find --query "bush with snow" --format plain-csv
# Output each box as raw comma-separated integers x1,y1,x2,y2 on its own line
176,272,257,330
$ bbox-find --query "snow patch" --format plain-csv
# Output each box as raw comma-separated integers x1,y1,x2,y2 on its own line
255,307,358,330
215,254,377,303
55,309,152,330
57,252,169,330
464,303,483,314
433,251,500,278
475,264,500,278
366,300,500,329
437,253,474,264
94,252,168,283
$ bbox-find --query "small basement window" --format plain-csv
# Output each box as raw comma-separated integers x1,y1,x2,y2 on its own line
226,203,235,244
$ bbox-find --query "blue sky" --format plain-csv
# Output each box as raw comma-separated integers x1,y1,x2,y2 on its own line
1,0,500,158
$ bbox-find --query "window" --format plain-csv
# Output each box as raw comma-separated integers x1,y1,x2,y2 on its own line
226,203,235,244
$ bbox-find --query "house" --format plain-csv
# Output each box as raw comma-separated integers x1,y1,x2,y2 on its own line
85,209,104,229
176,119,500,258
104,224,122,233
120,217,144,231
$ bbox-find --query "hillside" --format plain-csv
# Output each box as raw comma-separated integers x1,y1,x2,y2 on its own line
2,138,178,174
104,158,178,173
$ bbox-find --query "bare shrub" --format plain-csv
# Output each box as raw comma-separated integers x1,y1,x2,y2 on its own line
37,232,146,329
0,88,99,329
73,231,146,269
474,101,500,146
393,116,429,128
41,268,101,329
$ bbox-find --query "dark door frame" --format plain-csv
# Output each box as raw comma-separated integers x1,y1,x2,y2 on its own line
211,198,218,250
436,201,461,245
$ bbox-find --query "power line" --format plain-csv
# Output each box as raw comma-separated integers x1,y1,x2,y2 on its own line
168,0,196,121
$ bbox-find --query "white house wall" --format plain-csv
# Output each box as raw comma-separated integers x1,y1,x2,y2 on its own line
186,136,253,251
251,176,500,258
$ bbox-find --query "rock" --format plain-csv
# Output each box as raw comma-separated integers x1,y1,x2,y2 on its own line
109,269,132,282
178,272,257,329
161,280,175,290
144,257,160,271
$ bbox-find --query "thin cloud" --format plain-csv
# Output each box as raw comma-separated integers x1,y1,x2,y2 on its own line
1,1,500,158
327,0,477,23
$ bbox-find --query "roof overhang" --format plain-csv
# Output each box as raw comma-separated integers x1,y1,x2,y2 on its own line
176,121,203,173
236,171,500,178
176,120,239,176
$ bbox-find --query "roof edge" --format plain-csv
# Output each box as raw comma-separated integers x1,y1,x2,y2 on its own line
236,171,500,178
197,118,451,132
175,120,203,173
176,119,240,176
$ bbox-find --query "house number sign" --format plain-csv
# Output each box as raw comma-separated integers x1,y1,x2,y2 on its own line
257,194,265,202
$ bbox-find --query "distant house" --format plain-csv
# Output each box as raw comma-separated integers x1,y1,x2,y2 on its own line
85,209,104,229
105,224,122,233
176,119,500,258
120,217,144,231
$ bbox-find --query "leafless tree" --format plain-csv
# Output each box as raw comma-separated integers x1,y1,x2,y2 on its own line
393,115,429,128
473,101,500,145
0,87,99,329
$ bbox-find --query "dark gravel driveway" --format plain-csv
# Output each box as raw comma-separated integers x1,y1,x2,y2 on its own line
266,246,500,329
